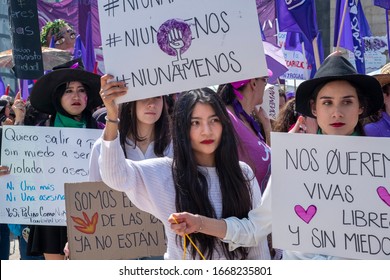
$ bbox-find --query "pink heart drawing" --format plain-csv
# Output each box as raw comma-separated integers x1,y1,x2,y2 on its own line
377,186,390,207
294,205,317,224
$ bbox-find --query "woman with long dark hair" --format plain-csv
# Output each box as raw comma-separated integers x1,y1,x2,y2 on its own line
89,96,172,181
27,58,103,260
97,75,270,260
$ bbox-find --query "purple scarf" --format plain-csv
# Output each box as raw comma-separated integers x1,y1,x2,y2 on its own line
232,99,265,142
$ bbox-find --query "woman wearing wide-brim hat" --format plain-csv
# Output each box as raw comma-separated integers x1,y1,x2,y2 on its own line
27,58,104,260
292,54,383,136
363,62,390,137
284,54,384,260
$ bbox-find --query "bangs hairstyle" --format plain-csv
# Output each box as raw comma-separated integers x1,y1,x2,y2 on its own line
118,96,171,157
172,88,252,260
49,82,98,128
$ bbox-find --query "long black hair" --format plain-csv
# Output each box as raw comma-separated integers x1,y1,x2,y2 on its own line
172,88,252,259
118,96,171,157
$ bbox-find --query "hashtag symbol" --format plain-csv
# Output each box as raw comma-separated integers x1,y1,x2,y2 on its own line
106,33,122,47
17,0,26,8
118,75,131,87
103,0,120,17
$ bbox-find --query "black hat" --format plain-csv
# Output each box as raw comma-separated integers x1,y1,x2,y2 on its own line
295,55,383,118
30,58,102,115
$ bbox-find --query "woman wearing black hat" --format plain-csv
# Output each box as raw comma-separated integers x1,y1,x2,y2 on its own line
26,59,103,260
284,54,384,259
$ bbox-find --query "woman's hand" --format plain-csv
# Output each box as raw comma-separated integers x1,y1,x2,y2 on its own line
0,165,10,176
63,242,69,258
99,74,127,119
12,91,26,125
168,212,203,236
254,105,272,145
99,74,127,141
289,115,307,133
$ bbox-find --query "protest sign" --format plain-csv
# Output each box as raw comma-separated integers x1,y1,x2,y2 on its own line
260,84,280,120
0,126,102,226
271,132,390,259
97,0,267,103
9,0,44,79
348,36,388,73
65,182,166,260
278,32,311,81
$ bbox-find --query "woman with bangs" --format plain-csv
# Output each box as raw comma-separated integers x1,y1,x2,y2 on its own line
26,58,103,260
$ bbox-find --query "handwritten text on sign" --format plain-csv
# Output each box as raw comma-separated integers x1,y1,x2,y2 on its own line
65,182,166,260
0,126,102,226
9,0,44,79
98,0,266,103
271,133,390,260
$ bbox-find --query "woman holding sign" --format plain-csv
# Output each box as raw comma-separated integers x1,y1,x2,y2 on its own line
283,54,384,259
89,96,173,181
169,54,385,260
98,77,270,260
27,58,103,260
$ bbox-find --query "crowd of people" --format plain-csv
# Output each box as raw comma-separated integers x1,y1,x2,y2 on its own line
0,18,389,260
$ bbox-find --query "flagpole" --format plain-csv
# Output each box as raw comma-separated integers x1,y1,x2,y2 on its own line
312,36,321,71
301,41,309,80
336,0,349,51
387,9,390,60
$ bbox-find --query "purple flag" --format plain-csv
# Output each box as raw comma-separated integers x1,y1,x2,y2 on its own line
257,0,278,46
17,79,27,100
73,35,86,64
387,10,390,61
276,0,319,42
49,35,56,48
334,0,371,74
85,12,96,73
263,41,288,83
375,0,390,60
374,0,390,10
0,76,5,96
78,0,92,47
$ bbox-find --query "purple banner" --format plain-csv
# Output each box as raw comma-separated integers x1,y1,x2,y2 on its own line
276,0,318,42
374,0,390,10
349,0,365,74
256,0,278,46
334,0,371,74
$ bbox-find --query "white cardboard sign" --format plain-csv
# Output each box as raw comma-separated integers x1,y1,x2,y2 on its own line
261,84,280,120
97,0,267,103
0,126,102,226
271,132,390,260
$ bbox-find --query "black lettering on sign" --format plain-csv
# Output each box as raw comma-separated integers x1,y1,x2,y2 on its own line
9,0,43,79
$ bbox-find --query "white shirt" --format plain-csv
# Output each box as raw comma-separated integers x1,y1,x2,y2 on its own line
89,136,173,181
98,135,270,260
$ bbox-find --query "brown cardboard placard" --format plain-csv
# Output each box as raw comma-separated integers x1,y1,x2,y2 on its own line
65,181,166,260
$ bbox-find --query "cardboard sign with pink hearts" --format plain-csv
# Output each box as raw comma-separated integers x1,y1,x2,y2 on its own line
271,132,390,260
